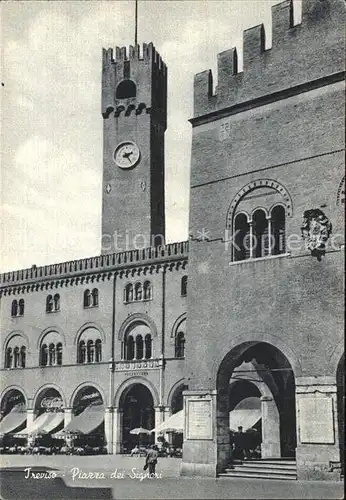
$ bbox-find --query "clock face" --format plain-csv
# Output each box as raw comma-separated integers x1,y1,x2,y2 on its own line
114,141,140,169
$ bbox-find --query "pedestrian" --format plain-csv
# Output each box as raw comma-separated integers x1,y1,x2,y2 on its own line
144,444,158,474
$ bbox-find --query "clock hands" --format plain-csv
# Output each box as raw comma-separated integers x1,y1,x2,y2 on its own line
122,150,134,163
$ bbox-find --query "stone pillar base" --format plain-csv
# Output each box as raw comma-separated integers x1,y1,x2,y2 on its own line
180,461,217,477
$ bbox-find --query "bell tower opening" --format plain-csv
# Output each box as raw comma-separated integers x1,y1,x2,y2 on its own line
101,43,167,254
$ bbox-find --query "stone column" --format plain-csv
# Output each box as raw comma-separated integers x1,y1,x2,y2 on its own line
181,390,218,477
163,407,172,444
64,407,73,427
260,395,281,458
26,408,35,429
26,409,35,446
154,406,164,443
104,407,113,454
112,407,123,454
295,376,340,480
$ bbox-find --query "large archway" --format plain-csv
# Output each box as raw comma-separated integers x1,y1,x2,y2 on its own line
64,386,105,451
0,389,26,446
217,341,297,468
119,383,154,452
336,354,344,470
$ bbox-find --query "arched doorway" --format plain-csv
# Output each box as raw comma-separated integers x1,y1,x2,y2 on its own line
0,389,26,448
217,342,297,468
65,386,105,452
336,354,344,470
120,384,154,452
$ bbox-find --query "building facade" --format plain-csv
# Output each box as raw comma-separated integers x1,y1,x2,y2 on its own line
0,0,345,481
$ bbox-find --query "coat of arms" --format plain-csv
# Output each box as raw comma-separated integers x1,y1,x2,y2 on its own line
301,209,332,261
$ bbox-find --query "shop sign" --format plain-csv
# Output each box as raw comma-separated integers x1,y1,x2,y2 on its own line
41,397,63,411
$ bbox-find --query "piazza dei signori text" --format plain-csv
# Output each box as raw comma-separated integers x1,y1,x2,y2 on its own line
0,0,344,481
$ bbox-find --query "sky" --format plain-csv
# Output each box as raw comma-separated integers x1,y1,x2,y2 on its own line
1,0,302,273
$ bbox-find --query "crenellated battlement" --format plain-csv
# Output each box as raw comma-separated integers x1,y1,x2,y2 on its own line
0,241,189,289
102,42,166,74
193,0,345,120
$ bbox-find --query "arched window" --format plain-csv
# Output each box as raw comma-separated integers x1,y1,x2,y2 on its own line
271,205,286,255
92,288,99,307
84,289,91,308
87,340,95,363
116,79,136,99
253,209,269,258
135,335,144,360
145,334,152,359
20,346,26,368
53,294,60,311
143,281,152,300
181,276,188,296
56,343,63,365
124,283,133,303
18,299,25,316
95,339,102,362
40,344,48,367
134,283,142,301
175,332,185,358
5,347,13,368
125,335,135,360
48,343,56,366
78,340,86,364
11,300,18,317
46,295,53,313
234,213,250,261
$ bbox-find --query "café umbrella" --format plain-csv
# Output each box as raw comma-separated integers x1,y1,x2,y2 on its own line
129,427,151,447
129,427,151,435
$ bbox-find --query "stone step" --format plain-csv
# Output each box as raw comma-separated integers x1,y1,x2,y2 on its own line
232,459,295,465
229,462,296,470
219,471,297,481
225,466,296,475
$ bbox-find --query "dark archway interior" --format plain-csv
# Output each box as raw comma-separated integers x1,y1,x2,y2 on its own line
73,386,103,416
1,389,26,415
171,384,188,414
217,341,297,458
336,354,345,469
120,384,154,452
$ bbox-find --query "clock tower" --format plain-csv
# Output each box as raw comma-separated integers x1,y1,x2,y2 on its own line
101,43,167,253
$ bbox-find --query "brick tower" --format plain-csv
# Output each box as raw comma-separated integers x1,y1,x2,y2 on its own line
101,43,167,253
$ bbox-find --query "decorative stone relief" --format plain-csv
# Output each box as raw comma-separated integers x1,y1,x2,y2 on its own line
301,209,332,261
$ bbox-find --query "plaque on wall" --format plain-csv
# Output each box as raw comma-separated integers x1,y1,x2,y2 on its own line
186,399,212,440
299,396,335,444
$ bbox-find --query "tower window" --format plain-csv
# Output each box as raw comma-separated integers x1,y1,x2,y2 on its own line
181,276,187,297
18,299,25,316
116,79,136,99
11,300,18,317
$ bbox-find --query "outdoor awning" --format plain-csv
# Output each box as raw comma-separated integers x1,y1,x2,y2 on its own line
229,397,261,431
14,412,49,437
58,404,105,435
152,400,262,434
228,409,261,432
151,410,184,434
0,405,26,435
